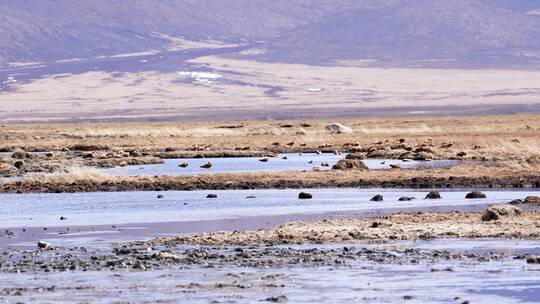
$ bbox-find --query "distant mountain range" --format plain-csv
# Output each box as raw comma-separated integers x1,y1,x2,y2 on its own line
1,0,540,67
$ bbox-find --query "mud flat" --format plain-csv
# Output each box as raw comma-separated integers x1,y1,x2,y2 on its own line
144,210,540,246
1,235,540,303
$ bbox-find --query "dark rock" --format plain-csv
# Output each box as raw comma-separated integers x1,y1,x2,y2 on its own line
157,194,164,199
526,255,540,264
207,194,218,198
457,151,467,157
264,295,288,303
298,192,313,199
425,191,441,199
13,160,24,169
178,162,189,168
413,152,433,161
59,216,67,220
70,144,109,151
508,199,525,205
200,162,213,169
465,191,486,199
370,194,384,202
399,196,416,201
37,241,52,249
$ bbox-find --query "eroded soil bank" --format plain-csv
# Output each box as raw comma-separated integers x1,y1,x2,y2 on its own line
2,165,538,193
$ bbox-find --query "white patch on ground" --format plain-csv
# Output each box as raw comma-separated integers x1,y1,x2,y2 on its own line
152,32,240,51
178,71,223,83
238,48,268,56
7,61,45,68
2,76,17,85
110,50,161,58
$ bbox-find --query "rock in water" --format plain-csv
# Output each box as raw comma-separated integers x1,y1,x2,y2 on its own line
207,194,218,198
509,196,540,205
179,162,189,168
264,295,288,303
332,159,369,171
298,192,313,199
201,162,213,169
525,196,540,204
370,194,384,202
425,191,442,199
465,191,486,199
37,241,52,249
481,205,522,221
526,255,540,264
399,196,416,201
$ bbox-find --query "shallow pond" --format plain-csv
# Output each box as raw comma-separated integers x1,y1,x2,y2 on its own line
1,189,538,248
1,189,534,229
99,153,460,176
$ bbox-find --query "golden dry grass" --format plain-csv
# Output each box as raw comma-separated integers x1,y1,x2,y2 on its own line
2,161,538,193
1,115,538,162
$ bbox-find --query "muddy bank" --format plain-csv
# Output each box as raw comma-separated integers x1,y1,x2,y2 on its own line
0,239,534,274
2,240,539,304
143,210,540,246
1,168,538,193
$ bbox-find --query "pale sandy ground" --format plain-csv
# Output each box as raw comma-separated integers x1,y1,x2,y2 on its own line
145,209,540,246
1,54,539,122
